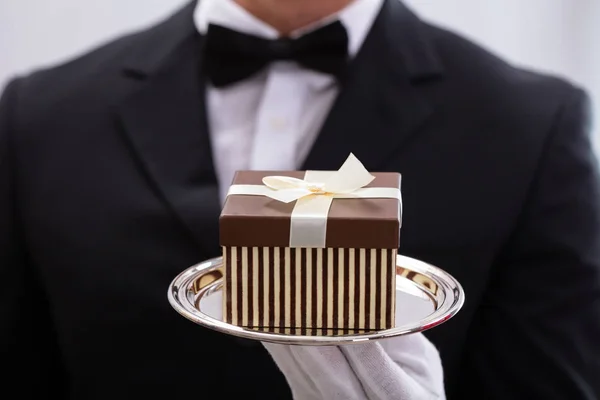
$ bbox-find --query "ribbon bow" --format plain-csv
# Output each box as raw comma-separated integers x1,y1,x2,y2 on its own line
260,153,376,203
226,153,401,248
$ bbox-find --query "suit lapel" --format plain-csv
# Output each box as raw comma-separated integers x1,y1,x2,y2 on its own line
115,1,221,258
303,0,444,172
110,0,443,258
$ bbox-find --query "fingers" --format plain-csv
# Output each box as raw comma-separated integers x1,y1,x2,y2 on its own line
290,345,367,400
263,342,367,400
263,342,319,397
342,341,423,400
263,333,445,400
380,333,445,395
340,334,445,400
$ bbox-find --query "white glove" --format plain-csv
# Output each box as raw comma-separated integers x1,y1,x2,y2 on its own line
263,333,445,400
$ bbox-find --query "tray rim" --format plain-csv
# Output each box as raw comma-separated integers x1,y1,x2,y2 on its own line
167,255,465,345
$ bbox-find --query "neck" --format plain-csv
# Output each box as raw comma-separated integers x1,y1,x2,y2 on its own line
235,0,353,35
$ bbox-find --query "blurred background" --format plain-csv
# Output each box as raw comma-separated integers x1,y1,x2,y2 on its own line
1,0,599,152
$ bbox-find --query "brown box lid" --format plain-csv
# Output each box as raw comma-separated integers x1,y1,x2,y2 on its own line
220,170,401,249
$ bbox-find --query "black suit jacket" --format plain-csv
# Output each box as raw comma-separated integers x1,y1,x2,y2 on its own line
1,1,599,399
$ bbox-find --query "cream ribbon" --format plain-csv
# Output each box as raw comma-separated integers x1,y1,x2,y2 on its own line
226,153,402,248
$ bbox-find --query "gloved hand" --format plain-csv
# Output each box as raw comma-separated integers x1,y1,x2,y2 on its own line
263,332,445,400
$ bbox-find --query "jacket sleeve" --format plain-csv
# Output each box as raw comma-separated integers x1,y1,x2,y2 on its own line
0,79,68,396
456,87,600,399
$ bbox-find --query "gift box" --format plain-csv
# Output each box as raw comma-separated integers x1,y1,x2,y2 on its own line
219,154,402,335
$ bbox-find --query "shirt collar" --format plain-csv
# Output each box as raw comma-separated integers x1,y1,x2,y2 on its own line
194,0,384,58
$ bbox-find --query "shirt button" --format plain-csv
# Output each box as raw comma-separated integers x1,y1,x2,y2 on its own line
270,117,287,131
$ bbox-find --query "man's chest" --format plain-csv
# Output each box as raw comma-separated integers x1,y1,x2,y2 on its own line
20,129,512,319
16,107,530,378
206,63,338,201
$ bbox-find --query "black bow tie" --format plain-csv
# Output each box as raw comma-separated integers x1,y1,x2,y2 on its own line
202,21,349,88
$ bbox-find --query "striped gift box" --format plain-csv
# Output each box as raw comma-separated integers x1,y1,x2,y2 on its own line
220,168,401,335
223,246,397,334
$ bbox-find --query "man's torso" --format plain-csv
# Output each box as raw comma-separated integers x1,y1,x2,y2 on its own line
3,0,583,398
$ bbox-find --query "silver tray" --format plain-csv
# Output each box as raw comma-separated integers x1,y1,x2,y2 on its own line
167,255,464,345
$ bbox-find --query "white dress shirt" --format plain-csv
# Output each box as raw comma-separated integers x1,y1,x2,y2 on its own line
194,0,384,202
